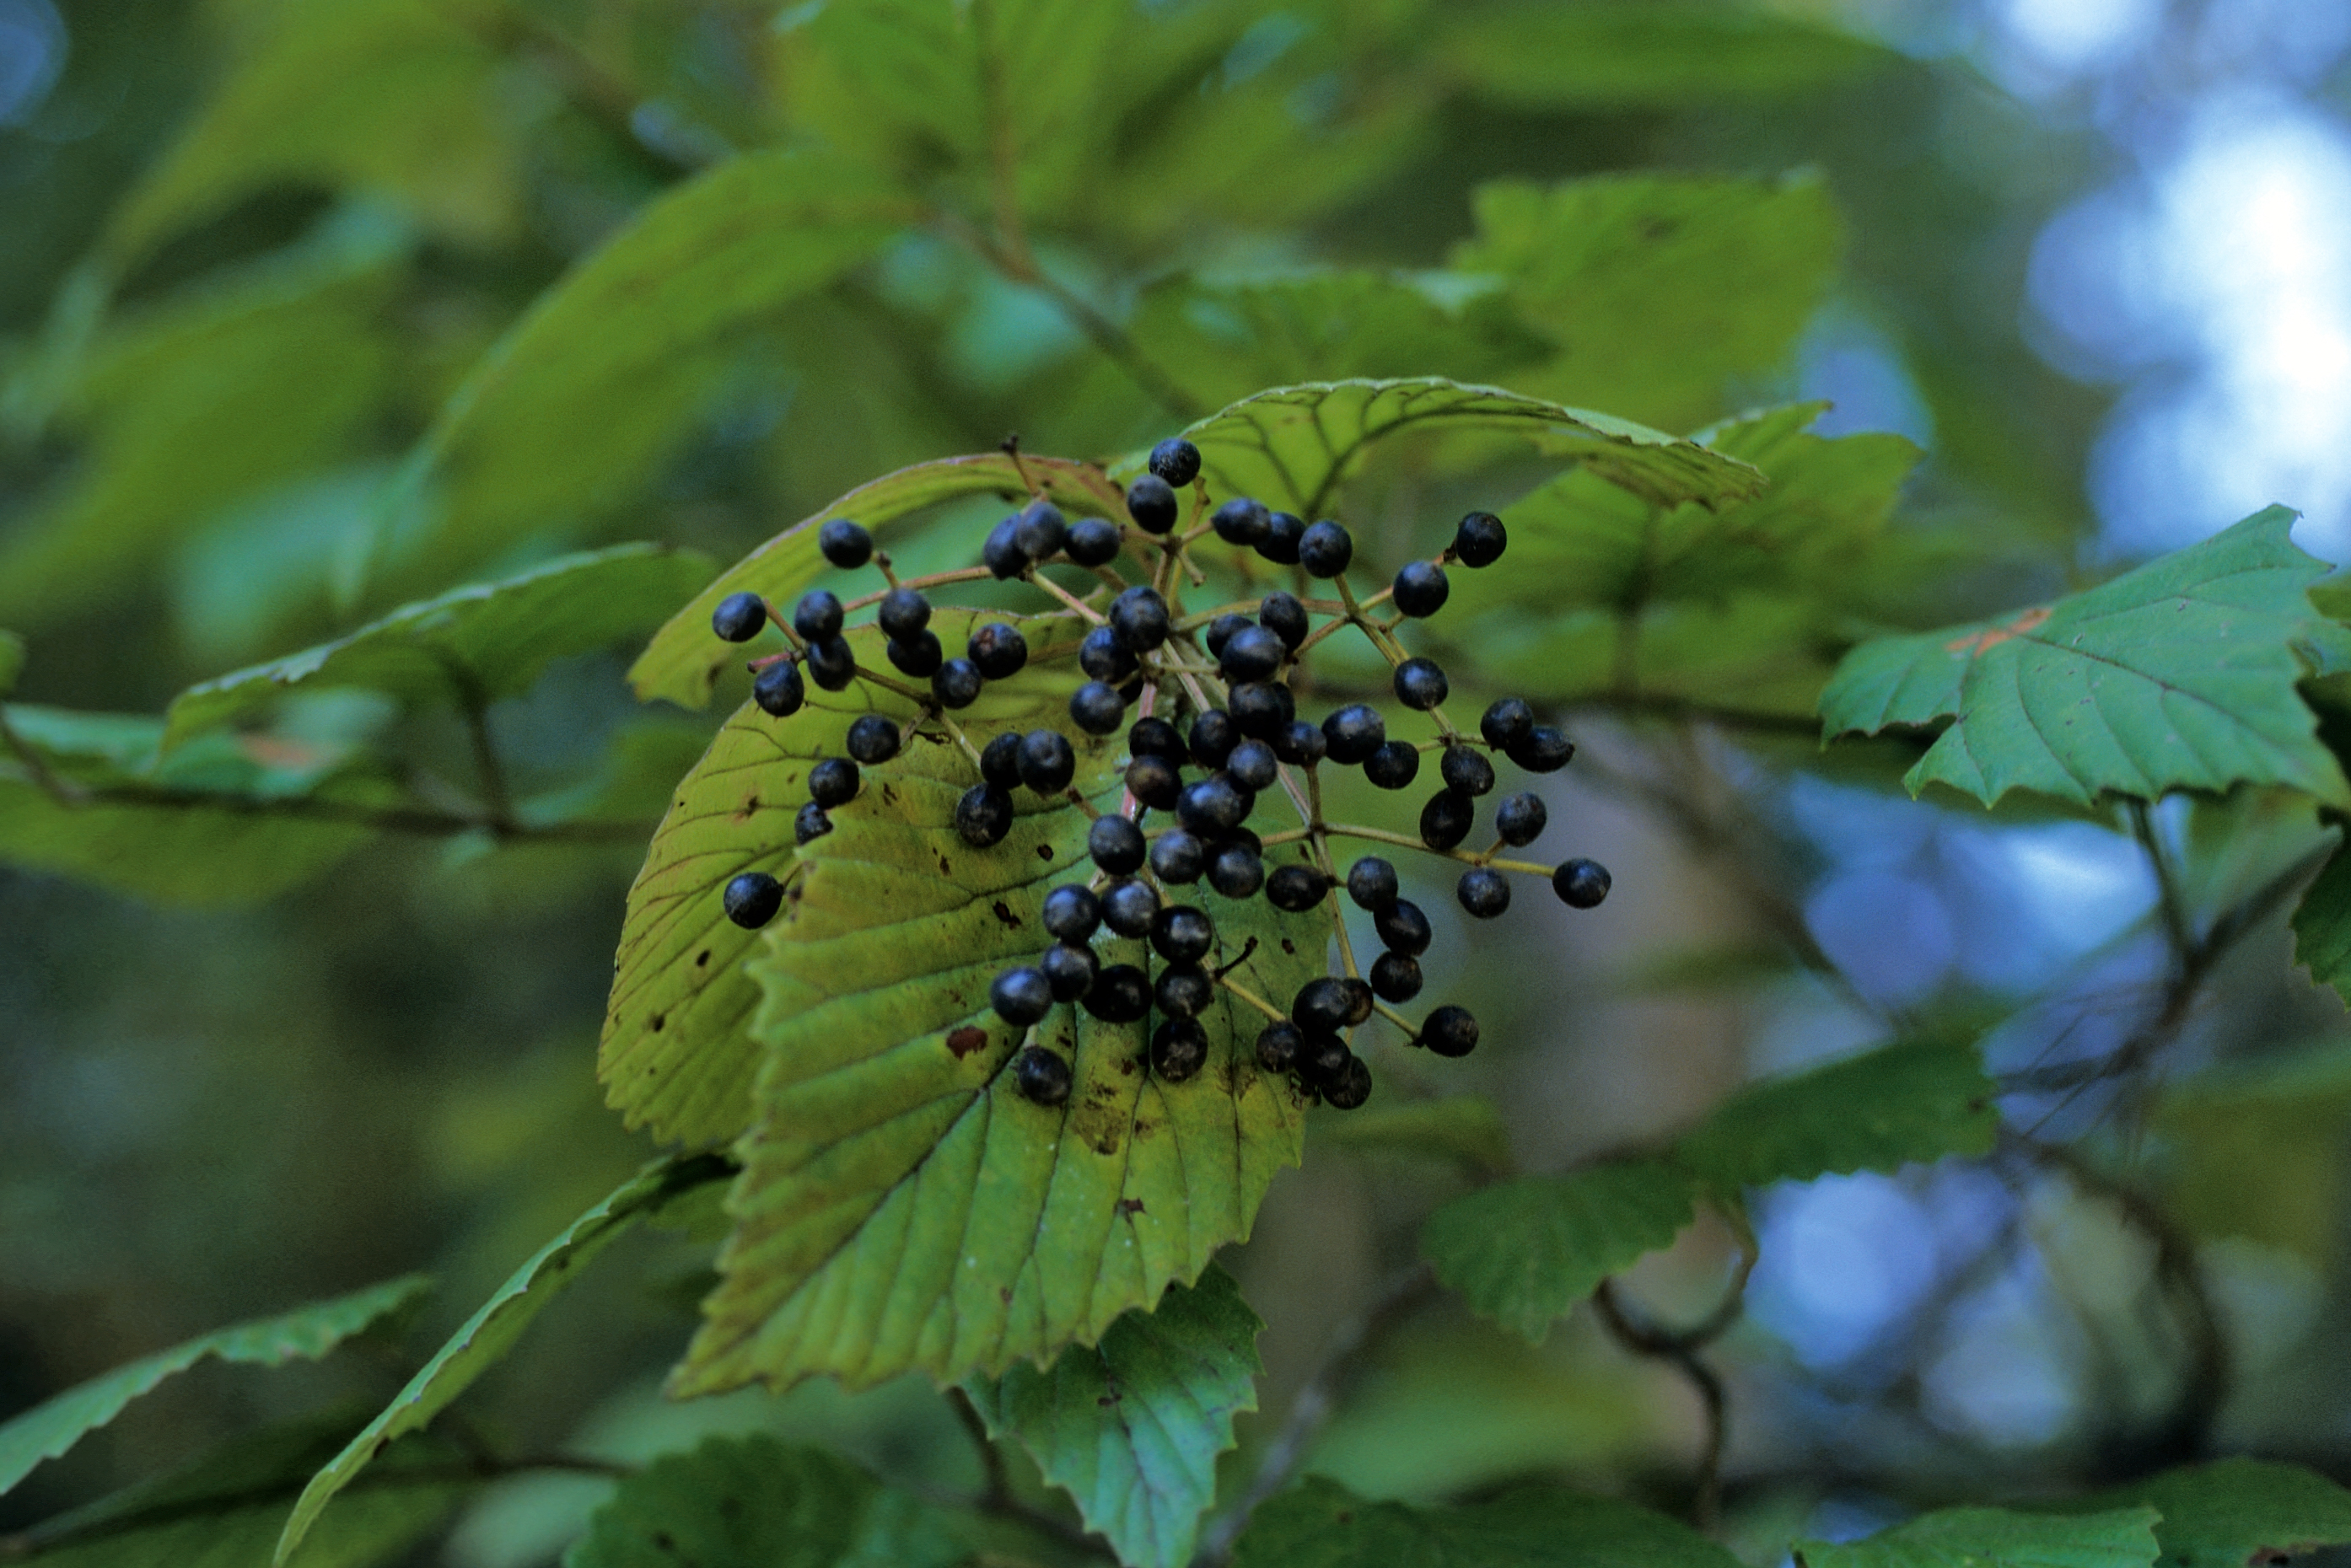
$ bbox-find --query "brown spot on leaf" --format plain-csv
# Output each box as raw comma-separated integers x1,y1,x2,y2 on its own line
881,781,901,806
1038,843,1054,859
651,1014,665,1033
946,1026,989,1059
1945,604,2052,656
1280,938,1296,955
992,899,1022,928
999,1286,1014,1305
1117,1198,1145,1216
730,793,760,822
1120,1055,1139,1075
696,950,711,967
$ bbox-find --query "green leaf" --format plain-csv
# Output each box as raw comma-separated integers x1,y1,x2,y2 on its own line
0,1275,429,1498
562,1435,963,1568
1820,507,2351,809
627,452,1126,711
0,630,23,695
1229,1475,1744,1568
1796,1507,2162,1568
2155,1044,2351,1261
166,544,714,746
1450,177,1846,432
1315,1096,1516,1179
2291,834,2351,1007
963,1265,1264,1568
1439,3,1895,110
1174,378,1765,526
272,1155,732,1565
1674,1038,1999,1194
2079,1458,2351,1568
1420,1160,1696,1343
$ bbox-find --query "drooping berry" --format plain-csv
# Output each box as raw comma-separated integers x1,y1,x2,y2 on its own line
933,658,984,708
1014,501,1067,561
1452,511,1506,568
1080,626,1138,682
878,587,931,641
809,758,860,807
819,518,874,568
1370,951,1422,1002
1440,747,1495,797
1420,1005,1479,1057
1213,497,1271,546
723,871,784,928
1325,1055,1374,1109
1391,561,1450,617
1014,1045,1073,1105
1041,942,1100,1002
1393,657,1449,710
1150,829,1208,883
1495,792,1546,846
1177,776,1251,835
1256,1021,1305,1075
1259,512,1305,565
713,592,768,642
1480,698,1533,750
1128,717,1186,761
1042,884,1103,942
1127,754,1182,811
1127,475,1179,534
1275,719,1328,767
1100,878,1160,937
1229,681,1293,738
846,715,902,765
1420,790,1475,851
1293,977,1354,1033
1509,726,1575,773
1364,741,1420,790
1298,520,1353,577
1553,858,1611,908
753,660,805,717
1322,705,1385,765
794,589,845,642
886,630,944,678
1085,964,1151,1022
1266,864,1329,912
1110,586,1170,652
1017,730,1076,795
1149,438,1203,487
1457,867,1510,919
1066,516,1122,567
1205,614,1251,659
1089,814,1147,874
969,622,1029,679
804,636,857,690
982,517,1030,579
1375,899,1431,956
1225,739,1279,791
1070,682,1126,734
1257,591,1309,649
1151,905,1216,964
1155,963,1215,1018
1151,1018,1208,1082
1190,710,1239,769
955,784,1014,846
1347,856,1399,910
1208,843,1264,898
980,732,1024,790
992,966,1053,1025
1300,1031,1351,1087
1219,625,1287,685
795,802,832,843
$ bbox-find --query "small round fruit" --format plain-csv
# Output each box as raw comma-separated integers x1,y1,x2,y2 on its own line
809,757,860,807
1155,962,1215,1018
1019,729,1077,795
969,622,1029,679
723,871,784,929
1298,519,1353,577
1325,1055,1374,1109
1204,614,1250,659
1301,1032,1351,1087
1229,681,1292,738
1150,829,1208,884
1276,720,1327,767
1509,726,1575,773
1553,857,1611,908
713,592,768,642
884,625,943,676
1080,625,1138,682
1213,497,1271,546
933,658,984,708
1151,905,1216,964
1259,512,1305,565
1338,977,1375,1025
1457,867,1510,919
955,784,1014,846
1208,843,1264,899
1420,1004,1479,1057
1440,747,1495,797
1266,864,1329,912
1391,561,1450,617
1070,682,1127,734
1066,516,1122,567
845,714,901,765
1347,856,1399,910
1100,878,1160,937
1110,586,1170,652
1452,511,1506,568
1225,739,1278,791
1480,697,1534,750
1127,717,1185,761
795,802,832,844
1127,754,1182,811
804,636,856,690
1041,942,1099,1002
1089,814,1147,874
1190,709,1239,767
980,732,1024,790
1321,705,1386,765
1127,475,1180,534
753,660,805,717
1363,741,1420,790
877,586,931,640
1369,951,1422,1002
1151,1018,1208,1082
1177,776,1251,835
1149,438,1202,487
1393,657,1449,711
1258,591,1308,649
1256,1021,1305,1075
1042,884,1102,942
1420,789,1474,851
1375,899,1432,956
1013,501,1067,560
794,589,844,642
1084,964,1150,1023
819,518,874,568
982,516,1029,579
1219,624,1286,685
1014,1046,1073,1105
1495,792,1547,846
991,966,1053,1025
1293,977,1354,1033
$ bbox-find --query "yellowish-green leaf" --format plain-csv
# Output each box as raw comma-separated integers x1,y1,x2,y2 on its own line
1797,1507,2160,1568
1231,1475,1744,1568
1674,1038,1999,1194
1420,1160,1697,1343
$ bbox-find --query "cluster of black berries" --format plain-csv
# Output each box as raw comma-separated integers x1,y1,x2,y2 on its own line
711,435,1613,1118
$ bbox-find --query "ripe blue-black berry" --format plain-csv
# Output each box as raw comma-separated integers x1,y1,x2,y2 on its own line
1151,905,1216,963
1208,843,1264,898
723,871,784,928
1275,720,1327,767
1219,625,1286,684
1079,625,1138,682
1014,1046,1073,1105
1150,829,1208,883
1066,516,1122,567
1229,680,1293,738
1451,511,1505,568
1149,438,1202,487
1225,739,1278,791
1127,717,1185,761
1256,1021,1304,1075
1156,963,1215,1018
804,636,856,690
982,517,1028,579
1085,964,1150,1022
1127,754,1182,810
1340,977,1375,1024
1043,883,1102,942
1325,1055,1374,1109
933,658,983,708
1298,520,1353,577
1393,657,1449,710
794,589,844,641
1070,682,1126,734
1375,898,1431,956
1266,864,1329,912
1213,497,1271,546
1294,978,1353,1033
1127,475,1179,534
796,802,832,843
1190,710,1239,768
1322,705,1385,765
1041,942,1099,1002
819,518,873,568
809,758,859,806
1495,792,1546,846
1204,614,1251,658
1347,856,1398,910
1457,867,1510,918
1110,586,1170,652
1420,789,1474,851
1364,741,1420,790
1480,697,1533,750
1301,1031,1351,1087
1391,561,1450,617
1013,501,1066,560
1440,746,1495,797
955,784,1013,846
1509,726,1574,772
1370,951,1422,1002
1258,591,1309,648
1089,814,1147,874
753,660,805,717
1151,1018,1208,1082
1017,729,1075,794
877,587,930,640
992,966,1053,1025
1178,776,1251,835
1420,1005,1478,1056
1259,512,1305,565
981,732,1024,789
713,592,767,642
1553,858,1611,908
1100,878,1159,937
846,715,901,765
969,622,1028,679
886,630,943,677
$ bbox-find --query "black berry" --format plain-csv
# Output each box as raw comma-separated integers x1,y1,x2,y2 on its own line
1276,720,1328,767
980,732,1024,790
1420,789,1475,851
1128,717,1186,761
1205,614,1251,659
1375,899,1431,956
1347,856,1399,910
1089,814,1147,874
795,802,832,843
794,589,844,642
1014,501,1067,560
933,658,983,708
1070,682,1126,734
1229,680,1293,738
1256,1021,1305,1075
1225,739,1279,791
1420,1005,1478,1057
1109,586,1170,652
1553,858,1611,908
1067,516,1122,567
1127,475,1179,534
1322,705,1386,765
1100,878,1160,937
1208,843,1264,899
1155,963,1215,1018
878,587,931,640
846,715,901,765
1369,951,1422,1002
969,623,1029,679
1151,1018,1208,1082
1127,754,1182,810
1509,726,1575,773
1014,1046,1073,1105
1084,964,1149,1023
1393,657,1448,710
1440,747,1495,797
1452,511,1506,568
1364,741,1420,790
886,631,944,677
1219,625,1287,684
1457,867,1510,918
1259,511,1306,565
804,636,856,690
1151,905,1216,964
1391,561,1450,617
1177,776,1251,835
753,660,805,717
1495,792,1546,846
1041,942,1100,1002
1298,520,1352,577
1190,710,1239,769
819,518,874,568
809,757,859,807
1267,864,1329,912
1325,1055,1374,1109
1080,626,1138,682
1294,978,1353,1033
723,871,784,929
992,966,1053,1025
1480,697,1534,750
1301,1031,1351,1087
1042,883,1102,942
1258,591,1309,649
955,784,1013,846
1013,729,1073,795
1149,438,1202,487
1150,829,1208,883
1213,497,1271,546
713,592,768,642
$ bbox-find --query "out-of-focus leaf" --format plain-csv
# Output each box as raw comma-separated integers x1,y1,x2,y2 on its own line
1821,507,2351,808
166,545,713,746
2070,1458,2351,1568
2292,834,2351,1007
1796,1507,2160,1568
2155,1044,2351,1263
1450,177,1844,431
1315,1096,1516,1178
1440,3,1895,110
0,630,22,695
515,722,713,831
562,1435,963,1568
272,1156,734,1565
1674,1038,2000,1194
1229,1475,1743,1568
0,1275,430,1497
964,1265,1262,1568
1420,1161,1696,1343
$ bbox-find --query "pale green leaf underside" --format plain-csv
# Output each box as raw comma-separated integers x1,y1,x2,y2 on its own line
272,1156,732,1565
1674,1038,1999,1192
2290,834,2351,1007
0,1274,429,1498
1420,1160,1696,1343
2073,1458,2351,1568
1231,1476,1744,1568
1821,507,2351,808
562,1435,962,1568
1798,1506,2161,1568
965,1265,1263,1568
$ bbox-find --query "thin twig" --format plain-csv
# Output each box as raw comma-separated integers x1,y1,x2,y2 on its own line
1593,1281,1729,1532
